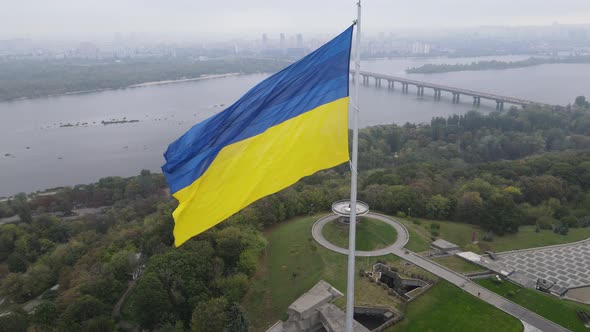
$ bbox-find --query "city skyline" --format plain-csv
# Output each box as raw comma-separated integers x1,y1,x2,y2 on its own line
2,0,590,40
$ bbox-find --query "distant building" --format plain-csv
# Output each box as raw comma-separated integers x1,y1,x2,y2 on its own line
411,41,430,55
76,42,99,59
296,33,304,48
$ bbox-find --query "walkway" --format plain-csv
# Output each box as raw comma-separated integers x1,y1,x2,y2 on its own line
311,212,408,257
312,213,570,332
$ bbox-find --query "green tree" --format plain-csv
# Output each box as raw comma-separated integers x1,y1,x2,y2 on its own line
425,195,451,219
456,192,483,223
12,193,32,224
0,308,29,332
32,301,58,328
226,303,250,332
130,272,172,329
216,273,249,303
82,316,115,332
61,295,108,324
7,253,28,273
191,297,228,332
481,193,520,235
521,175,567,205
575,95,588,108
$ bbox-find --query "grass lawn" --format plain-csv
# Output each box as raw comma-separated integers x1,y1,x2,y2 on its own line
322,217,398,251
386,281,523,332
242,214,523,332
477,278,590,332
394,218,433,252
242,215,401,331
431,255,485,274
398,216,590,253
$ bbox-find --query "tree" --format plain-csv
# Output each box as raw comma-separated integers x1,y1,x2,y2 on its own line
575,95,588,108
7,253,28,273
425,195,451,219
0,308,29,332
130,272,172,329
191,297,228,332
61,295,108,324
215,273,249,303
521,175,567,205
82,316,115,332
32,301,58,328
12,193,32,224
460,179,497,200
215,227,266,269
226,303,250,332
481,193,520,235
456,192,483,223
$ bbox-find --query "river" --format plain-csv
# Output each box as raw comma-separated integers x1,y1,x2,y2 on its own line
1,55,589,196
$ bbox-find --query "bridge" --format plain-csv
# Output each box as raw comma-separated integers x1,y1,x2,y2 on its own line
355,71,554,110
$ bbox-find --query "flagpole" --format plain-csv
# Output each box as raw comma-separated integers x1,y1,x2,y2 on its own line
345,1,361,331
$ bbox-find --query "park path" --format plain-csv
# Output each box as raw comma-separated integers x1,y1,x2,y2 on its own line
311,213,409,257
312,213,570,332
112,280,140,332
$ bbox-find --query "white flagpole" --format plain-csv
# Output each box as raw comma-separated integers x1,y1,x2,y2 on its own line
345,1,361,331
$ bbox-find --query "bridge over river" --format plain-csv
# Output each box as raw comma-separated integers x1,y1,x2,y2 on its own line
355,71,556,110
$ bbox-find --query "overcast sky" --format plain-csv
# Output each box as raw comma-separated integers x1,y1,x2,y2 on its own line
2,0,590,40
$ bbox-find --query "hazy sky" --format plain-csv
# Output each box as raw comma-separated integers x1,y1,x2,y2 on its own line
2,0,590,40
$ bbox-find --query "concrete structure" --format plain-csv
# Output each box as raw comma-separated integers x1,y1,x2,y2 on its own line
457,238,590,296
431,239,460,253
313,214,569,332
566,286,590,305
371,263,429,300
331,200,369,223
266,280,369,332
355,70,555,110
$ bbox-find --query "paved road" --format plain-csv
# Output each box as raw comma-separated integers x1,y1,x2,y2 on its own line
313,213,570,332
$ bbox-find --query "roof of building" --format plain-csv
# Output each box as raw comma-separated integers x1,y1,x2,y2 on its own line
432,239,460,250
288,280,343,315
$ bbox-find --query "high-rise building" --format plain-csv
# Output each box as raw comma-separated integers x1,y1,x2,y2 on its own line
280,33,286,49
296,33,303,48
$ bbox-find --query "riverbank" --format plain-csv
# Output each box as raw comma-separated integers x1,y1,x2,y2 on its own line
406,56,590,74
127,72,240,88
0,57,289,102
8,72,243,102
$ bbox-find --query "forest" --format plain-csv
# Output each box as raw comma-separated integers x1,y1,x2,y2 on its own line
1,98,589,331
0,57,288,102
406,56,590,74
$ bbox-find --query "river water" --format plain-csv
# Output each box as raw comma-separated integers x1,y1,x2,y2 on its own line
1,55,589,196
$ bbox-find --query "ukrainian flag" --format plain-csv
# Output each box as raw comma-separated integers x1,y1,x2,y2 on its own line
162,26,353,246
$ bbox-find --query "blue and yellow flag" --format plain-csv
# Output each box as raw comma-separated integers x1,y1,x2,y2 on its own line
162,26,353,246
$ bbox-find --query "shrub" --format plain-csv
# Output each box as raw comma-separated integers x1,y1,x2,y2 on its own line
561,216,579,228
537,216,556,230
358,268,365,277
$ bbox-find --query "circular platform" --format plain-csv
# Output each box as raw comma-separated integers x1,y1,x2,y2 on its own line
331,200,369,217
311,212,409,257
